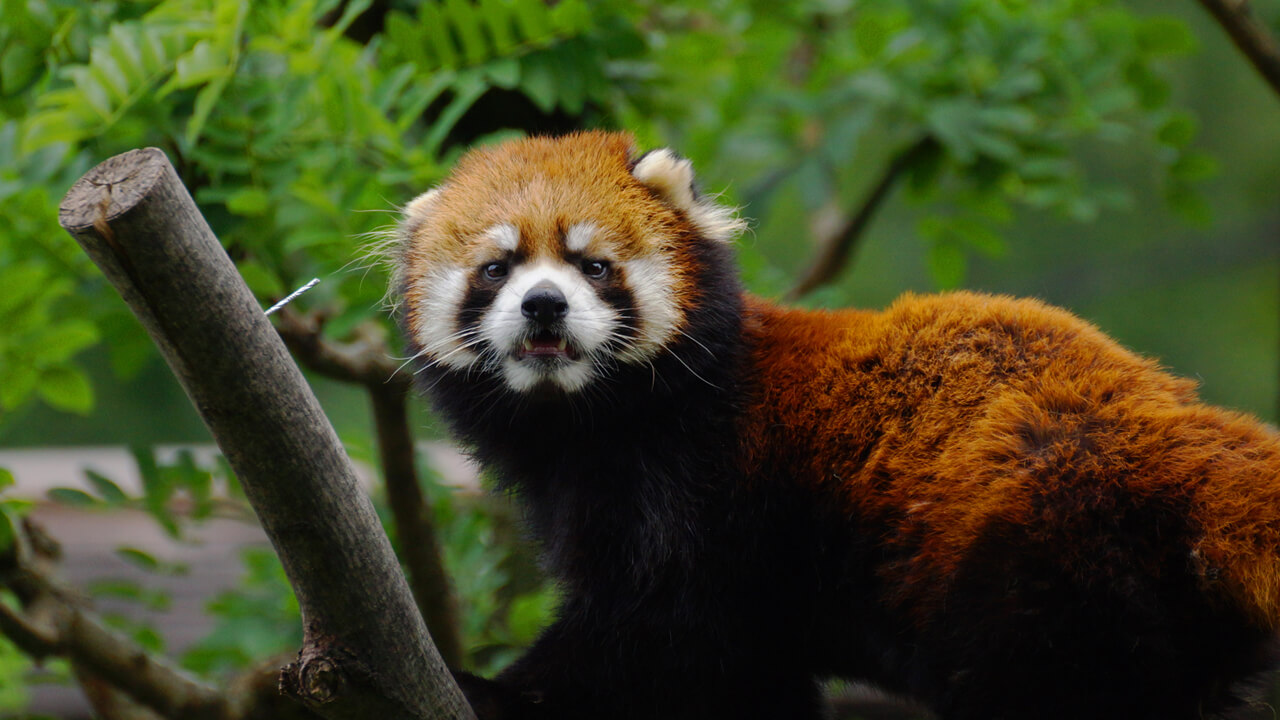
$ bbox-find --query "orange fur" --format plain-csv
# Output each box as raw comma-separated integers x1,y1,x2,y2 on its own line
741,291,1280,631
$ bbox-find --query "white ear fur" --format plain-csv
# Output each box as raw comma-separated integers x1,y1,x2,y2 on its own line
373,188,443,315
632,149,746,243
403,188,442,225
633,149,697,212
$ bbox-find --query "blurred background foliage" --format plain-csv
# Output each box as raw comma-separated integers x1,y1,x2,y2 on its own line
0,0,1278,715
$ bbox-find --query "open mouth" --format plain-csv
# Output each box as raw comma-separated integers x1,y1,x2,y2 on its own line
516,331,578,361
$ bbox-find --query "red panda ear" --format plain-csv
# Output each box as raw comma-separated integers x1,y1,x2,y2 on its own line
403,188,442,229
380,188,444,315
632,149,746,243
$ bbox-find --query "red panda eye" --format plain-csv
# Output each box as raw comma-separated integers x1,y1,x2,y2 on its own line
483,262,508,280
581,260,609,279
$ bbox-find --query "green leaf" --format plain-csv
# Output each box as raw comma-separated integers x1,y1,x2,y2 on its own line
186,72,230,146
48,487,100,507
507,589,555,645
238,261,285,298
0,507,15,559
425,74,489,151
1165,182,1213,225
21,108,88,152
926,238,967,289
420,3,460,68
225,186,270,217
116,546,160,571
66,66,112,118
445,0,489,66
31,321,100,365
926,99,983,164
131,447,179,538
549,0,590,34
1,43,42,95
88,45,130,102
1136,16,1197,57
484,56,520,89
481,0,518,54
513,0,552,42
1169,151,1219,182
167,40,228,90
108,24,149,88
88,578,142,599
132,625,165,653
0,468,14,492
551,44,586,115
1157,113,1197,149
0,364,39,411
37,365,94,414
85,470,129,505
950,218,1005,256
518,51,557,113
854,14,891,58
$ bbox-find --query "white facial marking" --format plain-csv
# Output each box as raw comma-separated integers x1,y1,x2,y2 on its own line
481,259,619,392
565,222,597,253
413,266,480,370
486,223,519,252
615,256,681,364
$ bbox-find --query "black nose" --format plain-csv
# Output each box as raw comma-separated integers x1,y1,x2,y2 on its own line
521,281,568,326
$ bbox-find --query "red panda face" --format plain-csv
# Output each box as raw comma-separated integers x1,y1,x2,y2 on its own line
394,132,743,393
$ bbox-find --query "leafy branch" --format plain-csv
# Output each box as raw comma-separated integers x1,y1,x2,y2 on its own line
787,138,936,300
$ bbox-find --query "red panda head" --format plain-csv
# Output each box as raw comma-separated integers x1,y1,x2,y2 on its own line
394,131,744,393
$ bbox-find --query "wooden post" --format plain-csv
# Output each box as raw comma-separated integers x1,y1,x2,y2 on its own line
58,148,474,720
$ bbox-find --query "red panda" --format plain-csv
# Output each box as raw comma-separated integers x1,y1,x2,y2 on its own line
392,131,1280,720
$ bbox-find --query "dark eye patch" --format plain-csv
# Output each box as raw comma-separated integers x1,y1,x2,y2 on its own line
458,276,501,332
595,267,638,341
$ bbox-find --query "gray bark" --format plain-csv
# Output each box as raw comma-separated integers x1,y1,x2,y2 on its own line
58,147,474,720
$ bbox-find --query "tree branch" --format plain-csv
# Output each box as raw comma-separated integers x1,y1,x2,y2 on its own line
1197,0,1280,100
0,520,231,720
787,138,936,301
274,308,467,669
273,308,407,390
57,147,474,720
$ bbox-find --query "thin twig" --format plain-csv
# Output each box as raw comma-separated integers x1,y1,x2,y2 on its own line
273,308,407,389
787,138,936,301
1197,0,1280,99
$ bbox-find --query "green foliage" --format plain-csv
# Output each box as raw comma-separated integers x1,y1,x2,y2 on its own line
0,627,31,713
0,468,32,561
0,473,33,713
641,0,1209,290
43,447,228,540
413,465,555,674
182,546,301,676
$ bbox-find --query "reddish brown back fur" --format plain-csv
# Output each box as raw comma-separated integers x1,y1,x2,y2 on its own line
741,291,1280,631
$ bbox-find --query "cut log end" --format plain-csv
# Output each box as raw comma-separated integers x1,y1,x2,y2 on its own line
58,147,169,231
